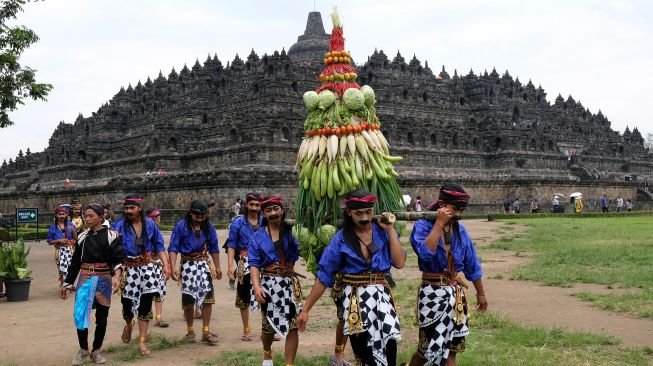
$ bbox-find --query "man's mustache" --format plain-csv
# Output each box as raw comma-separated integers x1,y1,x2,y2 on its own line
358,220,371,225
268,214,281,220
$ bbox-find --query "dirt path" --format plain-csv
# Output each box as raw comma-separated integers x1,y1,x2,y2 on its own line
1,221,652,365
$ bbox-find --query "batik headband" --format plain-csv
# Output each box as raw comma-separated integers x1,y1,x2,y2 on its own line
260,196,283,210
123,197,144,206
344,195,377,209
147,209,160,219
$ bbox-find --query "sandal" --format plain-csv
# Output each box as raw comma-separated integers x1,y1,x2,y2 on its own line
138,336,151,356
241,326,252,341
184,331,196,343
330,355,352,366
201,331,219,345
121,321,134,343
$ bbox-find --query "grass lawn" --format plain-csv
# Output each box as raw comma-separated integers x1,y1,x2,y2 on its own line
198,311,653,366
487,216,653,318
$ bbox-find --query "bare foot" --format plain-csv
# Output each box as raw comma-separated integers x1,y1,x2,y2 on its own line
138,341,151,356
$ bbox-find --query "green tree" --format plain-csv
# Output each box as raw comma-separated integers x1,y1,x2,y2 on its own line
0,0,52,128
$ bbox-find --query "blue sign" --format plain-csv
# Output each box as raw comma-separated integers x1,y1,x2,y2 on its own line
16,208,38,223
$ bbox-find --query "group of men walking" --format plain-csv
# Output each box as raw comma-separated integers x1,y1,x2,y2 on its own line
55,182,487,366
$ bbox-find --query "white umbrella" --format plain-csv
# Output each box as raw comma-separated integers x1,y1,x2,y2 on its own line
554,193,566,198
402,194,412,206
570,192,583,198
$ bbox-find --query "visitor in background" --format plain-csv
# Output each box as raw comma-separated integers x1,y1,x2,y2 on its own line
600,193,608,213
616,195,624,212
530,198,539,213
512,198,520,214
415,196,423,212
502,197,511,213
626,199,633,212
575,196,584,213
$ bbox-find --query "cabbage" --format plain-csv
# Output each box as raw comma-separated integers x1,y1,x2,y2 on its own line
318,90,336,110
361,85,376,107
317,224,337,246
292,225,312,245
343,88,365,110
303,91,319,111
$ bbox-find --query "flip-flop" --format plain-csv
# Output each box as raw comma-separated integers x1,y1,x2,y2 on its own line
121,321,134,343
201,331,219,346
241,326,252,341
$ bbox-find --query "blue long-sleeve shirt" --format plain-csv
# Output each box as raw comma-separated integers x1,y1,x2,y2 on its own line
226,215,262,251
248,227,300,269
112,218,165,256
409,219,483,282
47,221,76,241
168,219,219,254
317,223,397,288
600,196,607,208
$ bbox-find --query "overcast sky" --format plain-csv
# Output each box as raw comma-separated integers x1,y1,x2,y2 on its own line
2,0,652,162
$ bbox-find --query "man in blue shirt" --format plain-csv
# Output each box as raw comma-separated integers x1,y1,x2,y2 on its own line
226,192,263,342
298,189,406,366
404,182,487,366
168,200,223,346
47,205,77,288
249,196,303,366
113,194,170,356
600,193,608,213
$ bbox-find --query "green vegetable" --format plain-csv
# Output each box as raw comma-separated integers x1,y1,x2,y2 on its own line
317,224,337,246
361,85,376,107
303,91,319,111
343,88,365,110
318,90,336,110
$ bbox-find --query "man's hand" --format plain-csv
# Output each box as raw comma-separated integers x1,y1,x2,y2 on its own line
171,268,180,282
111,275,121,294
228,265,235,281
476,293,488,312
163,264,171,280
297,310,309,332
214,267,223,280
253,286,266,304
435,207,455,226
60,286,69,300
376,212,395,232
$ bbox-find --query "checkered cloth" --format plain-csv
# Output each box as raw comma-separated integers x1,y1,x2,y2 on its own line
251,274,301,336
417,284,469,365
122,261,164,317
342,284,401,366
154,259,167,300
180,259,211,308
58,246,73,277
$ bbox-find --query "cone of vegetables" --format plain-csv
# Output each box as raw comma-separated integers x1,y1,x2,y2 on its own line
294,8,405,273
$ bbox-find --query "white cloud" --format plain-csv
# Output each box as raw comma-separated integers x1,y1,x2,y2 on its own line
2,0,652,162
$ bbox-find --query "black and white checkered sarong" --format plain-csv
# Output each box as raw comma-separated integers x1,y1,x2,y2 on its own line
343,284,401,366
122,262,163,316
418,284,469,365
251,275,301,336
153,259,166,299
58,246,73,276
180,260,211,308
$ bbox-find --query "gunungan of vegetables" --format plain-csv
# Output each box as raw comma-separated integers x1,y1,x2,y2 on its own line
294,8,406,273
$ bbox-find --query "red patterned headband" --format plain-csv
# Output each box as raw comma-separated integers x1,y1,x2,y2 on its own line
345,195,377,209
123,198,144,206
55,206,68,214
147,209,160,218
261,196,283,209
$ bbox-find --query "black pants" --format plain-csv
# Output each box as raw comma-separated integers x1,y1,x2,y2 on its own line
122,292,155,321
602,207,608,213
349,332,397,366
76,300,109,351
